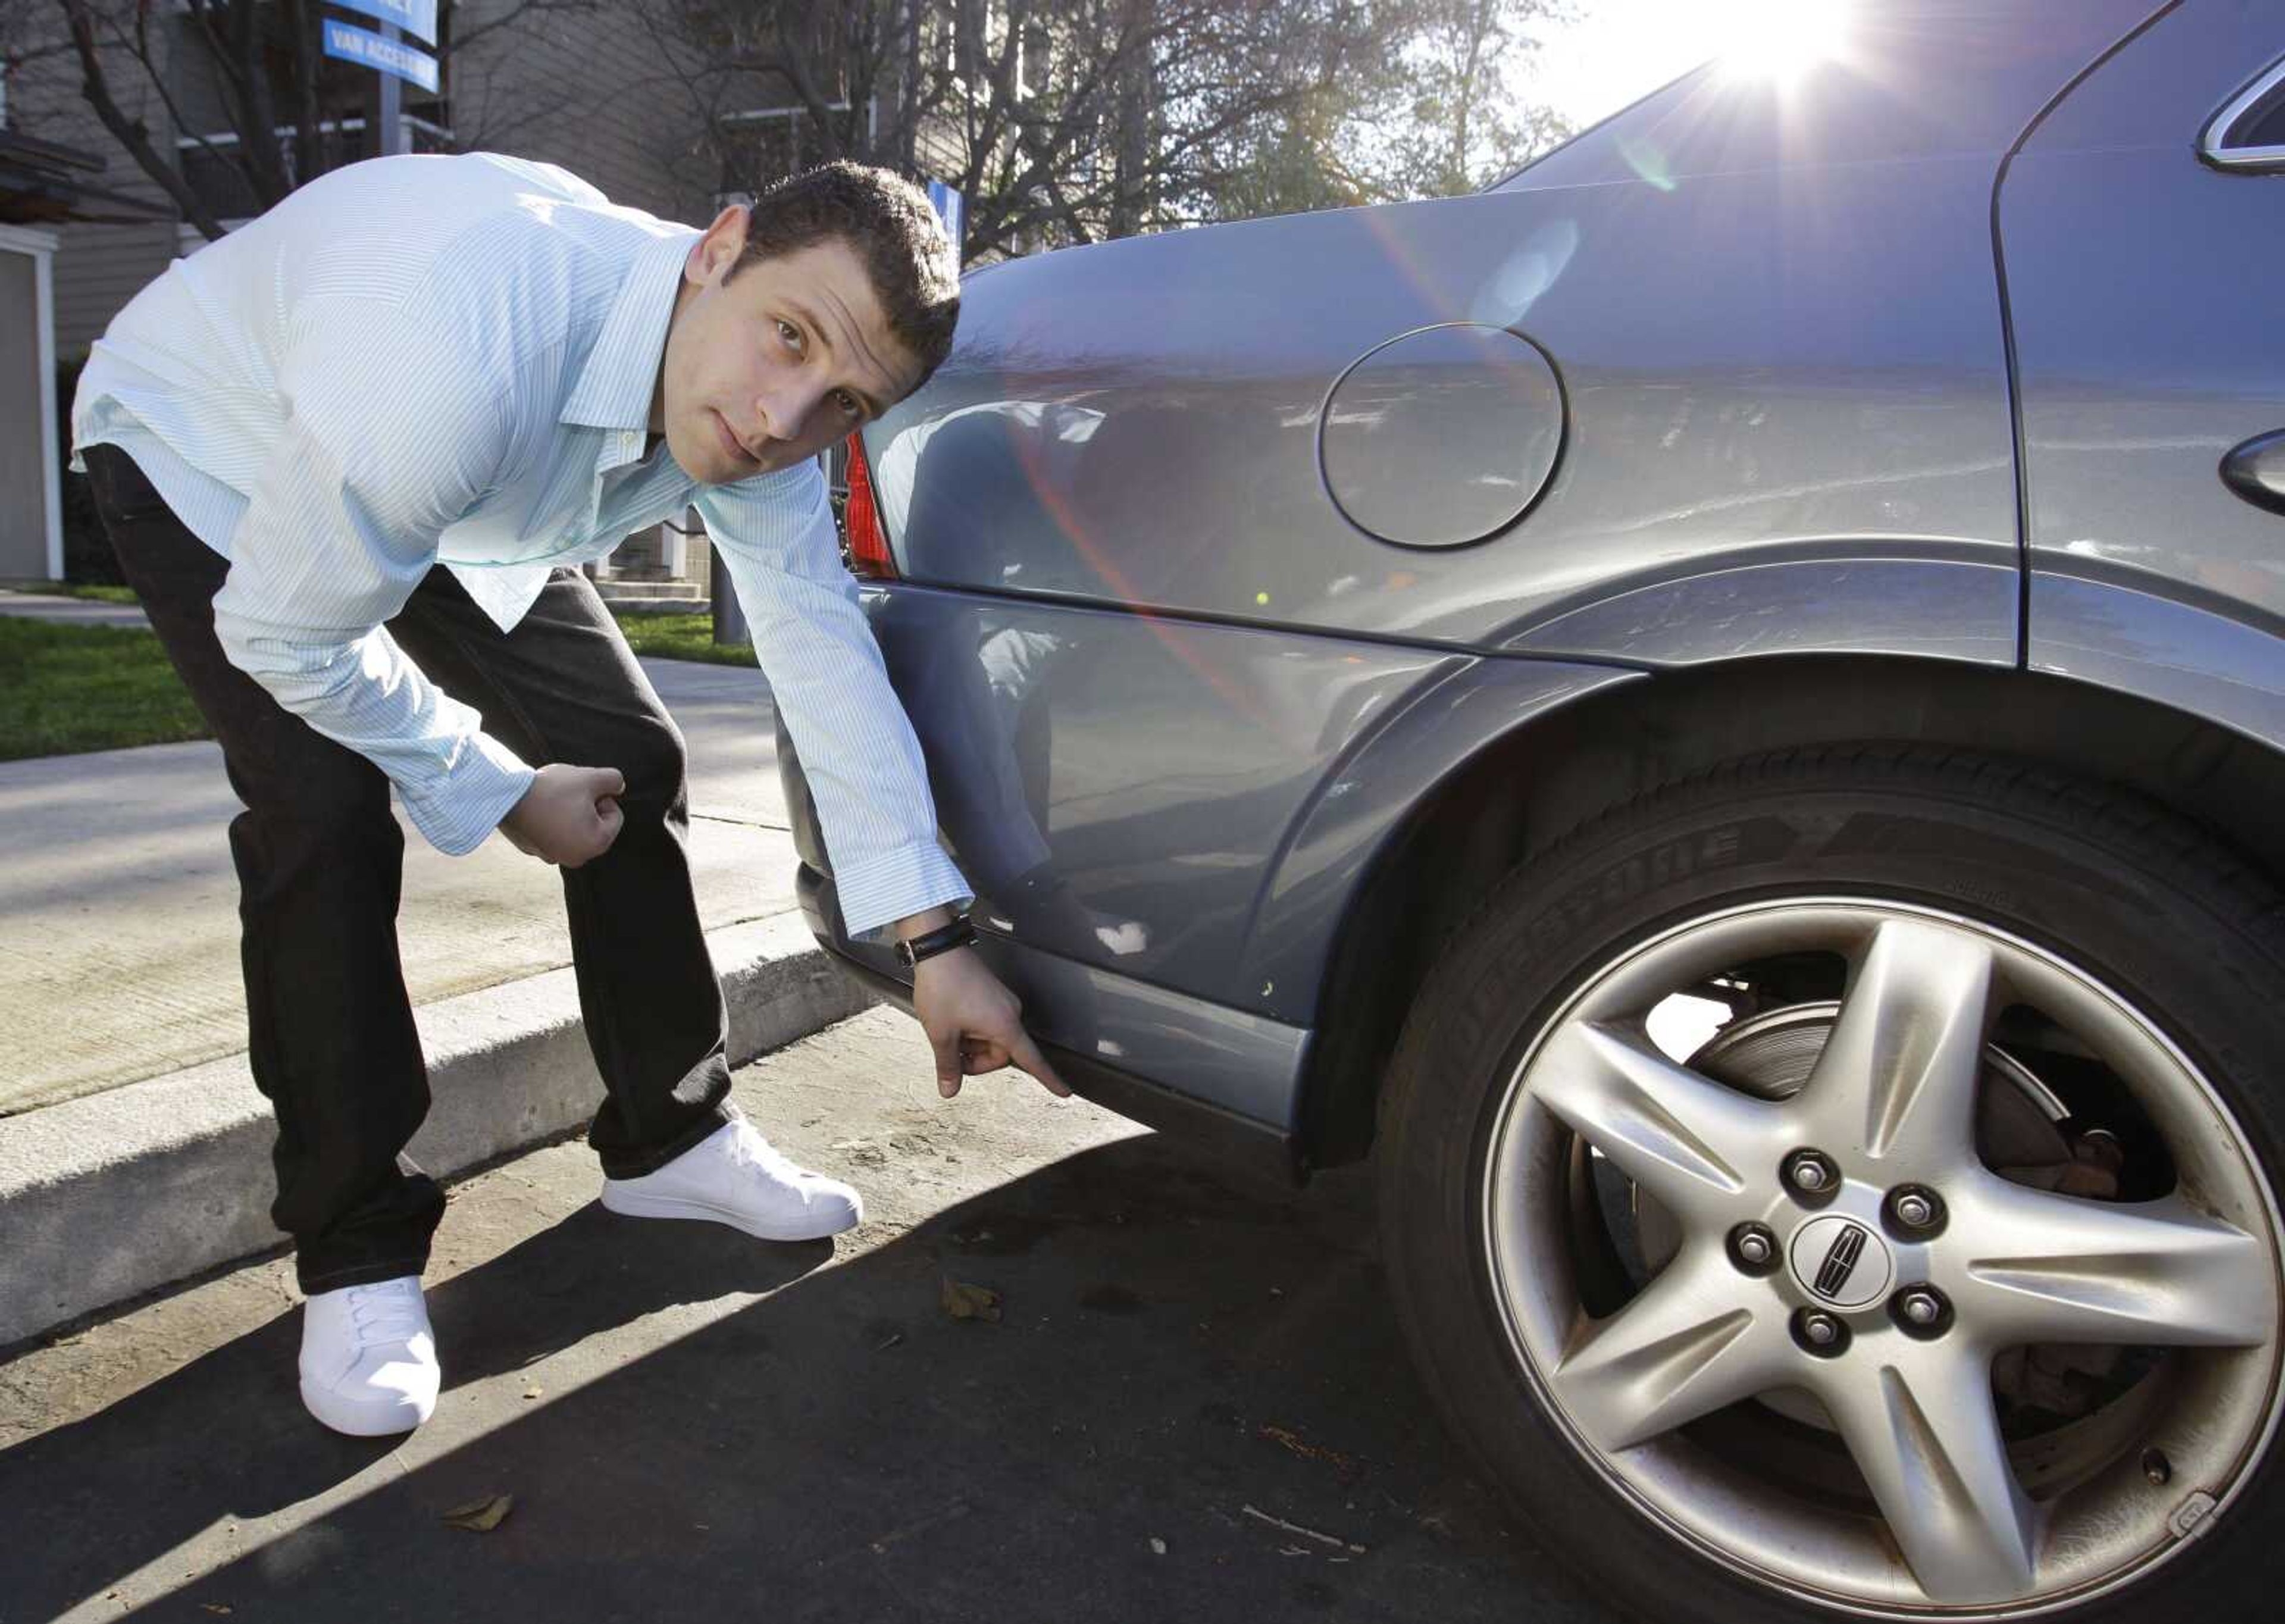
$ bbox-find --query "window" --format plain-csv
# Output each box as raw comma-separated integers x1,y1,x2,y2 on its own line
2202,54,2285,171
176,116,455,222
1019,20,1050,99
922,2,1037,98
718,104,846,192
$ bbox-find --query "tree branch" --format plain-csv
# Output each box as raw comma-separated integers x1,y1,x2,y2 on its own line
56,0,227,237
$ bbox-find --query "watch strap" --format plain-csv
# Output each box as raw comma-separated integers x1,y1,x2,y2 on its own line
896,915,977,968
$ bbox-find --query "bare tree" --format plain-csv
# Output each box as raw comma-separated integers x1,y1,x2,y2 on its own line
636,0,1413,261
51,0,595,242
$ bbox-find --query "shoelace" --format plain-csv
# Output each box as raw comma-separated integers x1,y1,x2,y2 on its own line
344,1282,426,1347
727,1125,816,1185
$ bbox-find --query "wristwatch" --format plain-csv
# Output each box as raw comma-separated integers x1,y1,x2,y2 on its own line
894,913,977,969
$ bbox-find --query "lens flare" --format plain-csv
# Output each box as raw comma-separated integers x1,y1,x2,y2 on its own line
1718,0,1851,86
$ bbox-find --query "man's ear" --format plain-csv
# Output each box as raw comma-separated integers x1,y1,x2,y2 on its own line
688,204,750,286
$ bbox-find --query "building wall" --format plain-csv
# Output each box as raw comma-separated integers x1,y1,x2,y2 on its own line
0,242,52,578
7,2,878,584
7,14,183,358
451,0,712,227
13,2,722,359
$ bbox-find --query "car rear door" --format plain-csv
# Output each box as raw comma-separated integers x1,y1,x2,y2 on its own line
2004,1,2285,750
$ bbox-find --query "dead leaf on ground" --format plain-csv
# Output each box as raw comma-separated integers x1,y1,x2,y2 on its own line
940,1279,1002,1322
1257,1422,1363,1478
440,1493,516,1532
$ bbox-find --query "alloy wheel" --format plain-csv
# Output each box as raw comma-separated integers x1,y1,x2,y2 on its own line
1482,899,2284,1616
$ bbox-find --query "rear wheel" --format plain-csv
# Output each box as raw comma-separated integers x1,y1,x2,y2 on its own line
1377,746,2285,1619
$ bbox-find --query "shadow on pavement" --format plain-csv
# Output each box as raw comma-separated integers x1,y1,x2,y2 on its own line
0,1136,1604,1623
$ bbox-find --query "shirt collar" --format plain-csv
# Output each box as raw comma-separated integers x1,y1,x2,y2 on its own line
559,225,699,432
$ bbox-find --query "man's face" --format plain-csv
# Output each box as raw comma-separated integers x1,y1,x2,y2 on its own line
658,208,922,485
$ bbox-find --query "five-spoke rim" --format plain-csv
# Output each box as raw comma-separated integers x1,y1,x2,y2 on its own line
1481,899,2284,1617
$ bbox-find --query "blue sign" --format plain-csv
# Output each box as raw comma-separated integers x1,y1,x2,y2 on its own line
330,0,437,48
925,179,964,255
323,19,439,94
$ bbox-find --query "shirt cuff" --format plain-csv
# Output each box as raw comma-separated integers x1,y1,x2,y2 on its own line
835,841,974,942
400,731,537,857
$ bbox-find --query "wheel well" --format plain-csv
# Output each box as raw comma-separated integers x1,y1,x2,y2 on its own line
1295,653,2285,1173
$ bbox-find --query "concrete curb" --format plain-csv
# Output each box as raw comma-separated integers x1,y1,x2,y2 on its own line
0,912,874,1350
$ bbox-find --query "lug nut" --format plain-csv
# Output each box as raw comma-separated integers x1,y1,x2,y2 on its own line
1792,1307,1851,1356
1782,1149,1839,1203
1728,1222,1780,1275
1883,1184,1948,1238
1889,1285,1953,1339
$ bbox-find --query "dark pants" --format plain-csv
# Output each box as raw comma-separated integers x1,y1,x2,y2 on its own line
84,444,737,1294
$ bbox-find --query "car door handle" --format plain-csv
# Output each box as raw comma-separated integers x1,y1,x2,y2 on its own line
2221,430,2285,517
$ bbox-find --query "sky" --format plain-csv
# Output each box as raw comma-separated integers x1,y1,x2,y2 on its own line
1522,0,1849,130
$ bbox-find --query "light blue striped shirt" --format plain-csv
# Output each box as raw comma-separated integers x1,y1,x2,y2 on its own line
70,152,968,938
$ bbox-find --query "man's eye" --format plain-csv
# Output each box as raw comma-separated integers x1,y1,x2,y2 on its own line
776,320,803,352
836,392,861,418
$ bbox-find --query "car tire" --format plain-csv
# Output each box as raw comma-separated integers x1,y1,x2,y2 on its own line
1376,743,2285,1621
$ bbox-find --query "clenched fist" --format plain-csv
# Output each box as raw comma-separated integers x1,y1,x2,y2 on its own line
500,763,626,867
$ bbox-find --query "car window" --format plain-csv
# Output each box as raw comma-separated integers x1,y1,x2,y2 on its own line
2203,53,2285,169
1494,1,2168,194
1487,64,1714,192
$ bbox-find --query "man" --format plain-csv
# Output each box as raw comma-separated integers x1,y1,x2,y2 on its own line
71,153,1064,1438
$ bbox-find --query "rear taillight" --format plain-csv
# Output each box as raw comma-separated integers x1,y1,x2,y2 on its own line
843,431,896,580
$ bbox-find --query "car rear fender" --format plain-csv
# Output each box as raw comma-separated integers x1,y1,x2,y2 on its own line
1238,656,1640,1028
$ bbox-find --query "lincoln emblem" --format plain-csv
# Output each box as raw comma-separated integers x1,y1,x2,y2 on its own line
1813,1222,1870,1300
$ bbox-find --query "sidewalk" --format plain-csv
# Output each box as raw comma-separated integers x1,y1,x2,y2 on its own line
0,642,879,1347
0,586,152,628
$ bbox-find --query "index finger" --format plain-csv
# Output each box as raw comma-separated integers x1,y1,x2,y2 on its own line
1007,1028,1072,1098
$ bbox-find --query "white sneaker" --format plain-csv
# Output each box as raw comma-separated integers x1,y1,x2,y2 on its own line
298,1275,439,1437
600,1119,863,1242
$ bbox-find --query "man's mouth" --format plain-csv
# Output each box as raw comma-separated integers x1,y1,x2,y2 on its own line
711,410,753,467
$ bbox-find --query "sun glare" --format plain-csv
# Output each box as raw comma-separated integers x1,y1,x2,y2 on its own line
1718,0,1852,85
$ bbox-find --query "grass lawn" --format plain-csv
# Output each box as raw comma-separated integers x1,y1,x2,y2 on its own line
0,618,209,761
0,600,745,763
18,581,140,605
607,609,753,667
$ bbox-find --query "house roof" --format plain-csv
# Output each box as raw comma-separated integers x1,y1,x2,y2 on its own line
0,129,171,225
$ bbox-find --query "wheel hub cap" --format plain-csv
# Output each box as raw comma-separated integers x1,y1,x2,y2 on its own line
1788,1212,1893,1309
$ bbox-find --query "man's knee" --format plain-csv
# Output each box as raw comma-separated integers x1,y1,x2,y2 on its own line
603,716,689,809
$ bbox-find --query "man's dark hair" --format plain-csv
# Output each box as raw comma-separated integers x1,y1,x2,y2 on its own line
734,162,961,393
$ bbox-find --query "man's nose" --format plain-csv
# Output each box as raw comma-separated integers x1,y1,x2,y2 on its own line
755,380,831,443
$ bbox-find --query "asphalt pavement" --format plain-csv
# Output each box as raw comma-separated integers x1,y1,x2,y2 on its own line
0,1006,1611,1624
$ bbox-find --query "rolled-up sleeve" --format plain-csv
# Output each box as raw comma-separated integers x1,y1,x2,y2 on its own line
698,464,969,938
209,302,534,854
